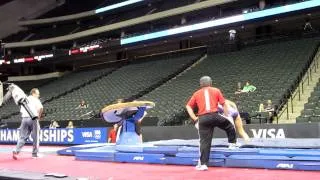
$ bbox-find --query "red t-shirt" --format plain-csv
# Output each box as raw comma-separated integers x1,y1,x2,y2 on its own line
108,129,117,143
187,87,225,115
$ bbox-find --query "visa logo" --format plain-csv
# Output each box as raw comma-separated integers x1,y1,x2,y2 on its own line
251,128,285,139
82,132,93,138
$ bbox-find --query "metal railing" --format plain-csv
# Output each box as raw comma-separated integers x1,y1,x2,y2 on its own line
277,46,320,122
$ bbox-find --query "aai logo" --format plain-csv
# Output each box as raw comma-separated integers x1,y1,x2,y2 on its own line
276,163,293,169
133,156,144,161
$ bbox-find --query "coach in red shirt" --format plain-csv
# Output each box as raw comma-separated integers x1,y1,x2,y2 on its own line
186,76,237,171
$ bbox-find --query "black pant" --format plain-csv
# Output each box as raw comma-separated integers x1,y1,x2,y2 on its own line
198,112,237,165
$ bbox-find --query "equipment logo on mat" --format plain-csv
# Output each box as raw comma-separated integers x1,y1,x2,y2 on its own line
276,163,294,169
133,156,144,161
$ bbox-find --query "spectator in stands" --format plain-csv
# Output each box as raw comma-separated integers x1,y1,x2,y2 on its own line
229,29,237,41
265,100,275,112
265,99,275,122
186,76,237,171
304,17,313,32
76,100,88,109
258,103,265,112
259,0,266,10
257,100,274,123
49,120,59,129
66,121,74,128
108,124,118,143
235,81,256,94
237,82,242,92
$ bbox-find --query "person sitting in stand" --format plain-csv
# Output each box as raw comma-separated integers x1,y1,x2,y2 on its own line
265,99,274,112
264,99,275,122
66,121,74,128
49,120,59,129
76,100,88,109
235,81,256,94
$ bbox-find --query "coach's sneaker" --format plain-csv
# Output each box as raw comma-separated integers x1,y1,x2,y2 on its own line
12,151,18,160
32,153,43,159
228,143,240,150
195,164,208,171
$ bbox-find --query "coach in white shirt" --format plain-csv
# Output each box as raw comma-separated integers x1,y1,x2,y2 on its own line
13,88,43,159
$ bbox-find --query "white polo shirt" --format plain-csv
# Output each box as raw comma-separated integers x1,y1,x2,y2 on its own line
20,95,43,118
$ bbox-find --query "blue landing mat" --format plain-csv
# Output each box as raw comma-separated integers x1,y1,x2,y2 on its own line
59,138,320,171
57,143,110,155
151,138,320,149
75,146,116,162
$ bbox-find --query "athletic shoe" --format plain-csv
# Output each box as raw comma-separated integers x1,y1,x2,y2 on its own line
32,153,43,158
195,165,208,171
12,151,18,160
228,143,240,150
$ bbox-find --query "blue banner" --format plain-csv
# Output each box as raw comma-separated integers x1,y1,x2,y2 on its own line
0,128,108,145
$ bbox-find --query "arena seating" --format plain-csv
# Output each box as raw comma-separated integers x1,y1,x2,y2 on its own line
36,0,107,19
40,48,205,122
139,38,319,125
0,68,115,121
0,78,55,120
297,79,320,123
0,0,13,6
1,38,318,126
3,0,197,43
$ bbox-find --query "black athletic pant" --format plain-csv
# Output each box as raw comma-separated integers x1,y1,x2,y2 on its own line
198,112,237,165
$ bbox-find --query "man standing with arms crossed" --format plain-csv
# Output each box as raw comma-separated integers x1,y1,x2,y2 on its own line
186,76,237,171
13,88,43,159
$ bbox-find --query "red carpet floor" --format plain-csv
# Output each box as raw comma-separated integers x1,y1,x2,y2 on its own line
0,151,320,180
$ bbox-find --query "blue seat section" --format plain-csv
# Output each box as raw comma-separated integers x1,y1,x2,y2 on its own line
57,143,110,155
114,153,165,164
